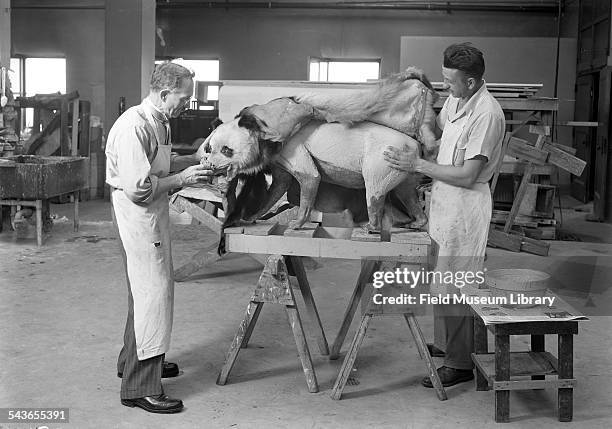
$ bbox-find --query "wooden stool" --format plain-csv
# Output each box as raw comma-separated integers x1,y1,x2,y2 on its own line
216,254,329,393
472,313,579,422
330,260,447,401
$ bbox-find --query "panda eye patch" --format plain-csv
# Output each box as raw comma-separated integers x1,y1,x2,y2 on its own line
221,146,234,157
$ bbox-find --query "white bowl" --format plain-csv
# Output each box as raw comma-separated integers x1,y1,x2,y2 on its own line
486,269,550,308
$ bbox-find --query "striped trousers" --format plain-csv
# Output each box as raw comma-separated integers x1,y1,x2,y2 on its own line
112,205,164,400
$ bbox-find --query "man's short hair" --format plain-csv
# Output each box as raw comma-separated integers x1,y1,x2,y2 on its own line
443,43,485,80
150,61,195,92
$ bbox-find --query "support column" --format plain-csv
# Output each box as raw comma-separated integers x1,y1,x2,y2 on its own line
609,6,612,67
0,0,9,68
104,0,155,130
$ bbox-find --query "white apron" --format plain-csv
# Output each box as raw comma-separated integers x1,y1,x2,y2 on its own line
112,105,174,360
428,100,491,295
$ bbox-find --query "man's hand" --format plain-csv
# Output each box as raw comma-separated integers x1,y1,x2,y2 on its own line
383,145,420,173
179,164,214,186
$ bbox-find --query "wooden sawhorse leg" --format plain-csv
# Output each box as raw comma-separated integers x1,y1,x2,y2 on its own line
216,300,263,386
285,255,329,355
240,301,263,349
331,311,447,401
285,304,318,392
174,242,222,282
329,259,380,360
404,313,447,401
216,255,319,393
330,313,372,400
170,195,223,281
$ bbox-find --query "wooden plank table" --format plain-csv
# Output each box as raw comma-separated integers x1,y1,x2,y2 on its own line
465,286,587,423
225,225,431,263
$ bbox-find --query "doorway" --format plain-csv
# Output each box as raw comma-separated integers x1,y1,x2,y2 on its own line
571,72,599,203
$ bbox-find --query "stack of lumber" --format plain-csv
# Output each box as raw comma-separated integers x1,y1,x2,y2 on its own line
487,126,586,256
491,130,584,242
491,209,557,240
432,82,542,98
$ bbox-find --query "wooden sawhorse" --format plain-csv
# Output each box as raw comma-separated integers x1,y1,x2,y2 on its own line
216,224,437,394
329,259,447,401
216,254,329,393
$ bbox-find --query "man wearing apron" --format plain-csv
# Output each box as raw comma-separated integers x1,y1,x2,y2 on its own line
106,61,213,413
385,43,505,387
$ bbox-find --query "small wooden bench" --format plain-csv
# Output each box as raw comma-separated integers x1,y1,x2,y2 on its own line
466,288,587,423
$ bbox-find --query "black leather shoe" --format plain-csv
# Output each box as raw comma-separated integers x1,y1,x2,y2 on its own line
427,343,445,357
118,361,179,379
422,366,474,388
121,394,183,414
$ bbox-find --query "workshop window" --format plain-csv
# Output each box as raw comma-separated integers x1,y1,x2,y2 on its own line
24,58,67,96
22,57,67,128
8,58,22,96
309,58,380,82
155,58,219,109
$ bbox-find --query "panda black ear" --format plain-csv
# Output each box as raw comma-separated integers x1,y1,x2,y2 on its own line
238,113,282,142
211,118,223,130
236,104,257,119
238,113,265,133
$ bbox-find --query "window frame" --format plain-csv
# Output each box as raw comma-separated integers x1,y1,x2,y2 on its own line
9,55,67,131
154,57,221,109
23,56,67,96
308,57,382,82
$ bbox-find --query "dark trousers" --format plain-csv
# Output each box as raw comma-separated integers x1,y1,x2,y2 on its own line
112,204,164,400
433,301,475,370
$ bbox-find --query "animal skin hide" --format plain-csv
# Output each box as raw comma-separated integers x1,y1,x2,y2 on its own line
296,66,439,153
202,68,439,252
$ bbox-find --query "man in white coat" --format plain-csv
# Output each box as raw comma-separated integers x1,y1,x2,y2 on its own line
106,61,213,413
384,43,505,387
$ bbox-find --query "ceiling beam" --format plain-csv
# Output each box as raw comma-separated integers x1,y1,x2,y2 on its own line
155,1,560,14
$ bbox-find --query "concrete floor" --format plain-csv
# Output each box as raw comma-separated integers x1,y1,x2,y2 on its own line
0,198,611,429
